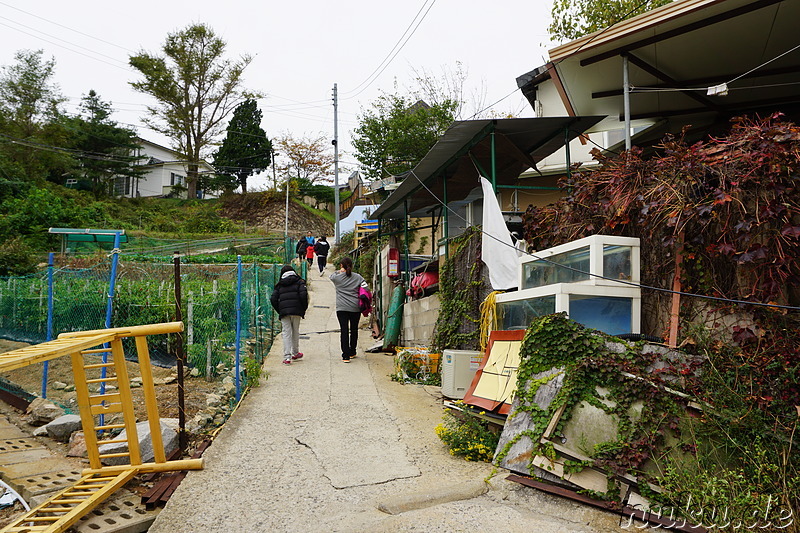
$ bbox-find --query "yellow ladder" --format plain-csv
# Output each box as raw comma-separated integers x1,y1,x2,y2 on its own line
71,339,143,470
1,470,137,533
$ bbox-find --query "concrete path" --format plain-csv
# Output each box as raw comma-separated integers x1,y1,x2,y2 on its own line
149,265,630,533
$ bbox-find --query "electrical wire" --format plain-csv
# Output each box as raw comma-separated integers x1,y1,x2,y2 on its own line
727,42,800,86
0,132,142,164
0,14,128,66
0,20,129,72
405,168,800,313
341,0,437,99
467,0,659,120
0,1,133,52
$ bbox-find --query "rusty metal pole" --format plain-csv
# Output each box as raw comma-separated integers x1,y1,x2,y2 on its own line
668,232,684,348
173,251,186,453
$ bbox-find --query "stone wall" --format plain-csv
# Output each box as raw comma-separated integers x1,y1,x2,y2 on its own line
401,294,440,347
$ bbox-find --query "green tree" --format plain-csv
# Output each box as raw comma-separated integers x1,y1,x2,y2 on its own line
211,99,272,194
62,90,145,197
352,92,456,180
549,0,671,42
129,23,259,199
0,49,72,183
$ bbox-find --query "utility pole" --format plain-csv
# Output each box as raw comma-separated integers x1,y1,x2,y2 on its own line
278,147,288,242
332,83,340,244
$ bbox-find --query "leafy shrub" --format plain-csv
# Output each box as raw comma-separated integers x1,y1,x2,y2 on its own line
0,237,39,276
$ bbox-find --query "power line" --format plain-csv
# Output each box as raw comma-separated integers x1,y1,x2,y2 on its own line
0,20,129,72
341,0,438,101
0,14,128,66
0,1,133,52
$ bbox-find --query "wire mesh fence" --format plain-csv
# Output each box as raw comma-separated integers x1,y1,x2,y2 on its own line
0,254,302,392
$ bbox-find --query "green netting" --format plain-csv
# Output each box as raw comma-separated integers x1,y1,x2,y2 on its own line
0,257,299,377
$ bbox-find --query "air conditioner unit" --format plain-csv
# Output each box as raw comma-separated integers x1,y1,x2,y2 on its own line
441,349,482,399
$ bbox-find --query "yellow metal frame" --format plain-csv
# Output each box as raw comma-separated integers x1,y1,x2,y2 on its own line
0,322,203,533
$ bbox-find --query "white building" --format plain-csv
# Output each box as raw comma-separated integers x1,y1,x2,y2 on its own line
113,138,217,199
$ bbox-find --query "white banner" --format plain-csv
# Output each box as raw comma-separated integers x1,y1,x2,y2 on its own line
480,177,518,290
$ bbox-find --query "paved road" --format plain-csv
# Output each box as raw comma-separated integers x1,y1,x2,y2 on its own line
149,266,629,532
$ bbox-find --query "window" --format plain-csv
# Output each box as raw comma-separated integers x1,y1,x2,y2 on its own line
522,246,591,289
114,176,131,196
170,173,185,186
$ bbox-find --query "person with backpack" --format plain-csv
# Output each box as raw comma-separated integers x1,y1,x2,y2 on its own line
270,265,308,365
329,257,368,363
314,236,330,275
296,237,309,264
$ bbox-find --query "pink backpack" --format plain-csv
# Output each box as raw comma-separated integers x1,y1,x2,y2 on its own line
358,284,373,317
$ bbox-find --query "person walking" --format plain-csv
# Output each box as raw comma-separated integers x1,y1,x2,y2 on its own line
305,241,315,267
330,257,367,363
270,265,308,365
314,236,330,275
296,237,309,264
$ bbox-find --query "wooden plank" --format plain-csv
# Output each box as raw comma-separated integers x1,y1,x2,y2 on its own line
89,402,124,416
112,338,141,466
506,474,705,533
1,470,137,533
70,351,101,470
58,322,183,340
81,458,204,476
0,334,114,372
135,336,165,463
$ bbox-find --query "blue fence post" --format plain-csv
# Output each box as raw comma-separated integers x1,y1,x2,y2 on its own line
235,255,243,401
99,232,122,428
41,252,55,399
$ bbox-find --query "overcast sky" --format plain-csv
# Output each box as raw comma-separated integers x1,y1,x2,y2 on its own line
0,0,556,206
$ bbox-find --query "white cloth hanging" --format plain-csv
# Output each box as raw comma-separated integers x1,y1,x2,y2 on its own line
480,177,518,290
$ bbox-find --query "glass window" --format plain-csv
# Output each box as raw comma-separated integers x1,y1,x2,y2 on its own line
603,245,632,281
568,295,632,336
498,295,556,330
522,246,590,289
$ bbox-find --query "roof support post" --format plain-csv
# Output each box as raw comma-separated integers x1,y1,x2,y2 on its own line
403,200,410,289
491,123,497,192
623,53,632,151
443,176,449,258
565,127,572,180
377,218,383,331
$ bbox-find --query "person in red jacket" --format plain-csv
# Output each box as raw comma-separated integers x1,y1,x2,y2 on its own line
305,241,315,266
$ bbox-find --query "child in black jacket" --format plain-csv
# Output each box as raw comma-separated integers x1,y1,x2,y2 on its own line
314,236,330,275
270,265,309,365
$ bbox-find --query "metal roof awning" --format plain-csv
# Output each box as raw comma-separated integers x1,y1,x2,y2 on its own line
517,0,800,143
372,116,604,220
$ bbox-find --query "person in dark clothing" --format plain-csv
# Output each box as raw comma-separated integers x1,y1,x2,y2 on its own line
296,237,309,264
314,236,330,275
270,265,309,365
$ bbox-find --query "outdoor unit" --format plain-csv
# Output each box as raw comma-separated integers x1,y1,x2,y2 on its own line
441,349,482,399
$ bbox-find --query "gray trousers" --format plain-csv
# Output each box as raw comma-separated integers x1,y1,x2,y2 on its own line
280,315,301,360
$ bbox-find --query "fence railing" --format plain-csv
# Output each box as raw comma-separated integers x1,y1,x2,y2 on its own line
0,253,305,400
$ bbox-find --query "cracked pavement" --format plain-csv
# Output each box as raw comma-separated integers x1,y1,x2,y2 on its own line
148,264,631,532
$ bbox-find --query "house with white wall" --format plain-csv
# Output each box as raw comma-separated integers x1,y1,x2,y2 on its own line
113,138,217,199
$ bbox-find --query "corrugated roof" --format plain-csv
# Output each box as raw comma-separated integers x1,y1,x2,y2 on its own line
372,116,604,220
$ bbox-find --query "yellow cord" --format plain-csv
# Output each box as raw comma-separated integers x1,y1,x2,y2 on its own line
479,291,504,352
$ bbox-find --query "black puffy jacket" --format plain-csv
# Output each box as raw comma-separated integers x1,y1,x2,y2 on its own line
314,240,330,257
270,272,308,318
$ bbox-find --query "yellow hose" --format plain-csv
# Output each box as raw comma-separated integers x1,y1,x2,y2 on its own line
479,291,504,352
